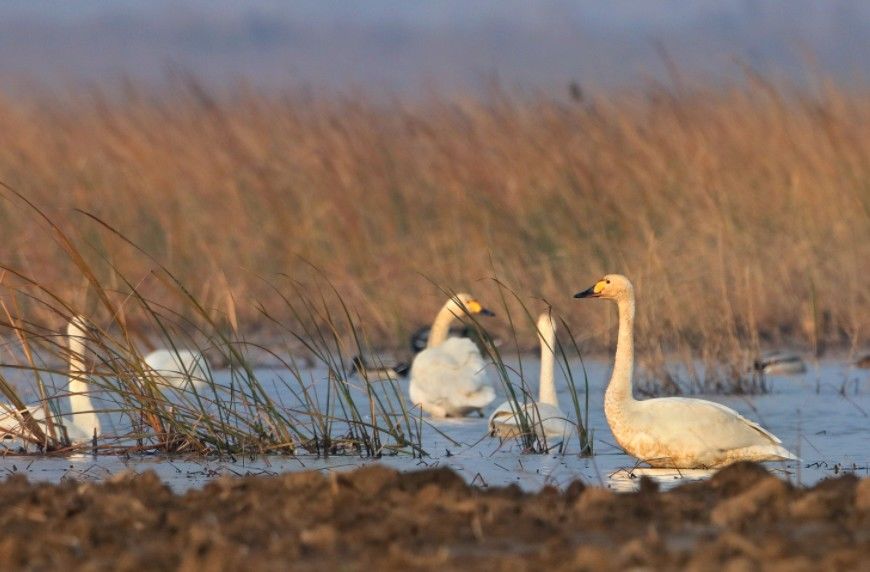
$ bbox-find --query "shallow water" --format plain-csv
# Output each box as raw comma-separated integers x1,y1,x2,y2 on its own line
1,358,867,493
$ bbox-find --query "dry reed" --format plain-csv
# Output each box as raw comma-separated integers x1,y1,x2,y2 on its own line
0,77,867,386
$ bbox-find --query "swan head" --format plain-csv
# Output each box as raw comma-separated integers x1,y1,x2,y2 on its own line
449,293,495,317
574,274,633,302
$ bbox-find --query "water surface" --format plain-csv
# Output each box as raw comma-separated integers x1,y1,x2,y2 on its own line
1,358,866,493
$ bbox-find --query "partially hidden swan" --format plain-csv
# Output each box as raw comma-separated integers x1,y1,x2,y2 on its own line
142,348,209,392
409,293,496,417
489,312,569,441
574,275,798,469
0,316,101,446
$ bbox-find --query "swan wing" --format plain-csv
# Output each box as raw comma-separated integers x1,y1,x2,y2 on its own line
669,397,784,444
634,397,787,451
488,400,515,427
489,401,568,438
410,338,494,413
526,403,569,439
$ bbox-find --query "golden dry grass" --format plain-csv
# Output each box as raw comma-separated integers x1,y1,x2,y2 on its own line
0,79,867,373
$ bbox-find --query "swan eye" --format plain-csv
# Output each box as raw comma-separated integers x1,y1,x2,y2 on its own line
606,279,611,284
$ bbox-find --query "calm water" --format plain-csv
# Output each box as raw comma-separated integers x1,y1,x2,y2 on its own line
1,358,866,493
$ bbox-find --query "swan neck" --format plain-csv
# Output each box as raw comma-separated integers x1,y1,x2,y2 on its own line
538,323,557,407
67,325,101,438
607,296,635,404
427,302,457,348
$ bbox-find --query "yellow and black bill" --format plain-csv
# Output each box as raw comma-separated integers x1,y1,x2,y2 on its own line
574,279,605,298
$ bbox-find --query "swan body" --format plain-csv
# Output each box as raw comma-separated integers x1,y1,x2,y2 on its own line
143,349,208,392
410,324,501,354
489,399,567,440
410,325,470,353
575,275,797,469
0,317,101,446
409,293,496,417
489,313,569,440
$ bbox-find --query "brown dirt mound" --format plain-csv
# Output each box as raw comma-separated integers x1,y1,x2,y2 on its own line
0,462,866,571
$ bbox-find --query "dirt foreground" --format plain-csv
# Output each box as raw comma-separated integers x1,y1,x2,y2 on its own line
0,462,866,571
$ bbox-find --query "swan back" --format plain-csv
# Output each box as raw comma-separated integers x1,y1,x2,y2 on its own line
409,337,494,417
144,349,209,392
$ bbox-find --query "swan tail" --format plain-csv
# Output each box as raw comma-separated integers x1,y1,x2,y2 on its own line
772,446,800,462
737,444,800,464
464,385,495,408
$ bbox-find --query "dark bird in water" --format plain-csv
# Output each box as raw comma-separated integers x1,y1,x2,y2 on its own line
753,352,807,375
347,356,410,381
410,324,499,355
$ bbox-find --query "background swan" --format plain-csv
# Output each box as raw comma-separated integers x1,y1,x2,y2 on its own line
142,348,209,392
409,293,496,417
575,274,797,469
0,316,101,446
409,324,501,355
410,324,471,353
489,312,569,441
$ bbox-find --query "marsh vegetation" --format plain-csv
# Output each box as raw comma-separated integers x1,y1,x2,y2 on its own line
0,77,866,458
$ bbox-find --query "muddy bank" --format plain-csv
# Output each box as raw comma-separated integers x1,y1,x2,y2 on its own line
0,463,866,571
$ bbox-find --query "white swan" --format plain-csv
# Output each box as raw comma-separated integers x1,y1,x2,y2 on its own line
0,316,101,446
408,293,496,417
574,274,798,469
142,348,209,392
489,313,569,440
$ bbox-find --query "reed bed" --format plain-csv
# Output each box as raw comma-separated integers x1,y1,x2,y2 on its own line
0,196,423,456
0,77,867,392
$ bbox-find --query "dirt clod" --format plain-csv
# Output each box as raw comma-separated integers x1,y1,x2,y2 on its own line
0,463,865,570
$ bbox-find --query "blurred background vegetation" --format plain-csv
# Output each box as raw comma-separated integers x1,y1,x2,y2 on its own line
0,2,867,366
